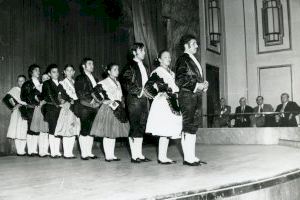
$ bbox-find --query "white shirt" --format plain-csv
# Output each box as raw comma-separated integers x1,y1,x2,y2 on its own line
85,72,97,88
186,52,204,93
133,58,148,97
52,79,59,86
32,77,42,92
186,52,203,77
258,104,264,113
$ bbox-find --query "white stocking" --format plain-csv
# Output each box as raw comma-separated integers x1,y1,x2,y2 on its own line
158,137,170,162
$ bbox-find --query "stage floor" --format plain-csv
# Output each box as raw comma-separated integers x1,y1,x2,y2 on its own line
1,144,300,200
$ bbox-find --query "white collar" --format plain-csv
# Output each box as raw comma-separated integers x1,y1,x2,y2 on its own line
32,77,40,85
85,72,97,87
52,79,59,86
185,52,202,75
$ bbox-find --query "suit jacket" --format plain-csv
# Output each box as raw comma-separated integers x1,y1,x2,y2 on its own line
74,73,99,106
275,101,300,127
42,79,69,106
20,79,41,106
253,104,274,127
175,53,204,93
213,105,231,127
121,60,150,98
234,105,253,127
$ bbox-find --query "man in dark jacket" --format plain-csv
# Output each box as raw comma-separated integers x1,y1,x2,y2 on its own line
275,93,300,127
234,97,253,127
21,64,41,156
74,58,99,160
175,34,208,166
121,43,151,163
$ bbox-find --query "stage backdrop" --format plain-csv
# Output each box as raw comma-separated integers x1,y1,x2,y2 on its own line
0,0,129,155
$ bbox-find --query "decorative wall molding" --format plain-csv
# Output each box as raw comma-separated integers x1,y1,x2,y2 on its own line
258,64,293,107
255,0,291,54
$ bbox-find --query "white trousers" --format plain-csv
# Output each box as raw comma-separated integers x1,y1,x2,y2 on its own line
158,137,171,162
103,138,116,159
181,133,199,163
79,135,94,158
129,137,144,159
38,132,49,156
63,136,75,157
27,135,38,155
15,139,26,155
49,135,61,156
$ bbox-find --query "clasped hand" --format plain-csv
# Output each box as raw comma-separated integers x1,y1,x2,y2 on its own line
196,81,209,93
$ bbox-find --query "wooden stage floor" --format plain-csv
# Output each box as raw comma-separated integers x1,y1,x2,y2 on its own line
1,144,300,200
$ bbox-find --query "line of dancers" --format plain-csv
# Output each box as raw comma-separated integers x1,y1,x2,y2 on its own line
4,34,209,166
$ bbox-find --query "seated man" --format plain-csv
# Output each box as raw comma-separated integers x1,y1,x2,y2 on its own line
213,98,231,127
233,97,253,127
253,96,274,127
275,93,300,127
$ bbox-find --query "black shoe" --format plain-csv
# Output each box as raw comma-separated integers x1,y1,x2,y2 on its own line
89,155,98,159
183,161,201,166
105,158,113,162
113,158,121,161
199,160,207,165
158,160,176,165
139,157,151,162
50,155,59,159
131,158,141,163
16,153,26,157
39,155,48,158
27,154,35,157
64,156,77,159
81,156,89,160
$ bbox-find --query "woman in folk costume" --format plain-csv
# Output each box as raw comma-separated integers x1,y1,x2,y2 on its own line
145,50,182,164
42,64,67,158
20,64,43,156
74,58,100,160
30,73,50,157
90,63,129,162
54,65,80,159
5,75,28,156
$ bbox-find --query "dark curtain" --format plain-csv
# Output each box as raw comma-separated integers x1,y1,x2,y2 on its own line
0,0,129,155
131,0,165,69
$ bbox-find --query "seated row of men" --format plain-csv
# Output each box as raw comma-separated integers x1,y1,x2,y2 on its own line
213,93,300,128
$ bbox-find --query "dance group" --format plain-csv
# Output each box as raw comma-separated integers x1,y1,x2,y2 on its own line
4,34,209,166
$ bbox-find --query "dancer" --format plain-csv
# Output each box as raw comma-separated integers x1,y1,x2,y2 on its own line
90,63,129,161
74,58,99,160
20,64,42,156
30,73,50,157
121,43,151,163
175,35,209,166
5,75,28,156
145,50,182,164
42,64,64,158
55,64,80,159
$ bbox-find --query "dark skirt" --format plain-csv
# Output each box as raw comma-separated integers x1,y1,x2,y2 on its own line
126,95,149,138
42,104,61,135
178,91,202,134
90,104,129,138
20,106,39,135
74,103,98,136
